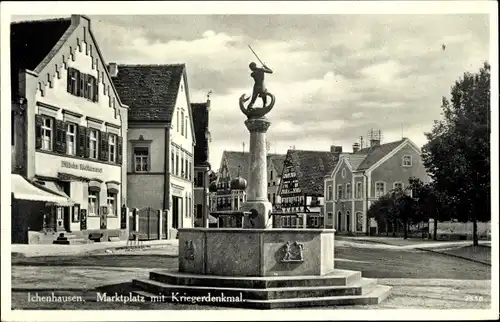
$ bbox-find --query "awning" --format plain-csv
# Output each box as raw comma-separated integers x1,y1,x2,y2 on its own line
11,174,72,206
39,181,75,207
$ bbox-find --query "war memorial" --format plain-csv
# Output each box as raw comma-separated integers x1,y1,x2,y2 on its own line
130,60,392,309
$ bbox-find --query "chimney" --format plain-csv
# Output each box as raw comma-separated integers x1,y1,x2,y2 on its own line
108,63,118,77
330,145,343,153
352,142,360,153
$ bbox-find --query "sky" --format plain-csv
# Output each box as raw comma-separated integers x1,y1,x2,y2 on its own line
10,13,491,169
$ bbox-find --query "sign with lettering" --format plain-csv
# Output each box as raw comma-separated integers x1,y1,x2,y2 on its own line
61,161,103,173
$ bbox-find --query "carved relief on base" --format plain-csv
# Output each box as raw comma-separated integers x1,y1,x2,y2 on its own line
280,241,304,262
183,240,195,260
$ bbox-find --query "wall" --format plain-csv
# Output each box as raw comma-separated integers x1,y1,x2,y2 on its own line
127,174,164,210
369,142,429,197
127,128,165,173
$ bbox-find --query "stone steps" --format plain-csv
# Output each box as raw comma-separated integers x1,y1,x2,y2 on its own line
149,269,362,289
131,269,391,309
132,277,377,300
52,233,88,245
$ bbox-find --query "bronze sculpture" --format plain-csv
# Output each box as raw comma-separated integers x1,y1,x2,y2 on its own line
239,47,276,119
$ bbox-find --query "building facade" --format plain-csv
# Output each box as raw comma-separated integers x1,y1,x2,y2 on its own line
11,15,129,244
112,64,195,231
324,138,431,234
277,148,341,228
191,98,212,227
211,151,286,212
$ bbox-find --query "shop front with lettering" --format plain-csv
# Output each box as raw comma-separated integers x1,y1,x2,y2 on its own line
34,151,125,241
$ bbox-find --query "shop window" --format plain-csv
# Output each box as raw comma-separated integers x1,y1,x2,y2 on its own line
134,147,149,172
107,192,117,216
41,116,53,151
88,191,99,215
88,128,99,159
108,134,117,162
66,122,77,155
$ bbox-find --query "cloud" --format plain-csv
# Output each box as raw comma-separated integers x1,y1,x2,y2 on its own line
10,14,490,169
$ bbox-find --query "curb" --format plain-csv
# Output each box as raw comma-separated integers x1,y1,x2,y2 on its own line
415,247,491,266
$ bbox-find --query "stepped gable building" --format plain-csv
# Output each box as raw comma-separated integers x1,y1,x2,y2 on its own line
10,15,129,244
111,63,196,231
324,137,430,234
191,97,212,227
277,147,342,228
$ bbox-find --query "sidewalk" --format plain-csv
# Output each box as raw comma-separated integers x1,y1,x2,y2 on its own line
11,239,179,258
338,236,491,249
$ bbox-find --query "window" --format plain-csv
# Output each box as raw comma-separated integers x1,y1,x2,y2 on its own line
176,110,179,132
66,123,77,155
84,75,95,100
196,172,204,187
327,185,333,200
181,155,185,178
393,182,404,191
185,118,188,138
375,182,386,198
171,151,175,174
181,111,185,136
355,182,363,199
272,193,276,205
108,134,116,162
134,147,149,172
107,192,117,216
68,68,79,95
41,116,53,151
270,170,273,180
268,194,271,202
356,212,363,231
346,183,352,199
337,184,343,200
402,155,412,167
175,153,179,176
88,191,98,215
341,168,346,178
185,159,189,179
88,129,99,159
188,161,192,180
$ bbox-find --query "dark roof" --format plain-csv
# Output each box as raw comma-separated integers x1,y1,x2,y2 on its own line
221,151,286,182
270,154,286,177
287,150,341,196
191,102,210,167
112,64,185,122
355,139,405,170
10,18,72,99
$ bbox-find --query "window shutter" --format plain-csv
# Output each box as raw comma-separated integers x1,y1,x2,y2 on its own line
78,126,87,158
99,132,109,161
116,136,123,164
84,128,90,158
55,120,66,154
35,114,43,149
93,76,99,102
76,70,82,96
66,67,72,93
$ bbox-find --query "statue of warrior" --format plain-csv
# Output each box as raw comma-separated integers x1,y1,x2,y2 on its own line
248,62,273,109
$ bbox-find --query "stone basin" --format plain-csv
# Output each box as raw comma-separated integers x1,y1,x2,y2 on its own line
178,228,335,277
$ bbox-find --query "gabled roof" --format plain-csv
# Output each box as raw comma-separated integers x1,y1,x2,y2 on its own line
220,151,286,181
355,139,405,170
269,154,286,177
112,64,185,122
191,101,210,167
286,150,341,196
10,17,72,99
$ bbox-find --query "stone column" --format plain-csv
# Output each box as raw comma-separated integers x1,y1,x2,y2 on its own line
241,117,273,229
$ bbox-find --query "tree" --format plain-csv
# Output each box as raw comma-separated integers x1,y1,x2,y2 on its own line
422,62,490,246
408,177,451,240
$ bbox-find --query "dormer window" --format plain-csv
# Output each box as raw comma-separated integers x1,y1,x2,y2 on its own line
402,155,412,167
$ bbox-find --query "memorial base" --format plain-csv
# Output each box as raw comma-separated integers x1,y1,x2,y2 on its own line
130,228,392,309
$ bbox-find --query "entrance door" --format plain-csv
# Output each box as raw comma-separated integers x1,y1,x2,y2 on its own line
346,211,351,232
337,211,342,231
172,197,179,229
63,207,71,232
